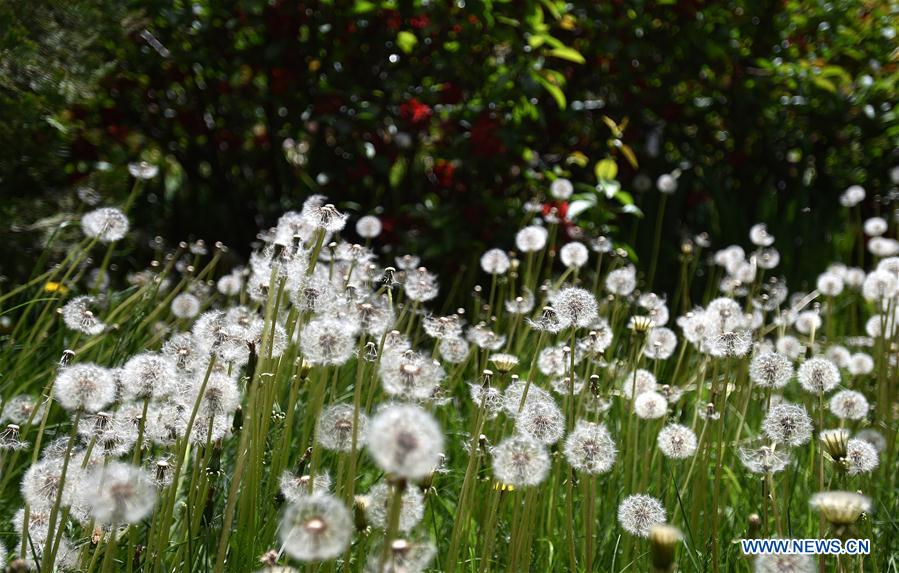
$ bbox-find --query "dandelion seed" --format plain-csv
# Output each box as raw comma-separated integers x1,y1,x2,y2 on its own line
528,306,568,333
302,203,347,233
845,438,879,475
480,248,511,275
749,352,793,389
762,403,813,447
563,420,616,474
618,494,666,538
656,424,698,459
796,357,840,394
61,296,105,335
491,434,551,487
82,207,129,242
708,330,751,357
465,323,506,350
579,319,614,354
280,493,353,562
367,404,443,480
505,291,535,315
364,481,424,532
549,287,598,328
644,327,677,360
749,223,775,247
468,383,504,419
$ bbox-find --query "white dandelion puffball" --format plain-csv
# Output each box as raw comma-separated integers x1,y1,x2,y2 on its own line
634,391,668,419
515,225,548,253
280,493,353,562
797,357,840,394
656,173,678,194
863,216,888,237
53,364,116,413
355,215,382,238
828,390,869,420
657,424,698,459
316,403,368,452
480,248,511,275
606,265,637,296
618,494,666,538
762,402,813,447
563,420,617,474
87,462,157,524
845,439,879,475
550,178,574,200
816,272,844,296
367,404,443,480
82,207,129,243
170,293,201,319
491,434,551,487
549,287,598,328
61,296,105,335
749,352,793,389
364,481,425,532
754,552,816,573
128,161,159,180
621,369,657,399
559,242,589,269
839,185,865,207
516,399,565,445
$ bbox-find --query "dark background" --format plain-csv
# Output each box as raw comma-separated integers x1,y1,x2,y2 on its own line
2,0,897,294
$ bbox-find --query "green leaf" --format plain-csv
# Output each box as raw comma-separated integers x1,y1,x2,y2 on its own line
594,158,618,181
547,46,585,64
396,31,418,54
389,157,407,188
534,74,566,109
812,76,837,93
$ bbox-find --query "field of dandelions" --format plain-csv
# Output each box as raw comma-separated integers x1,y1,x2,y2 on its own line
0,168,896,573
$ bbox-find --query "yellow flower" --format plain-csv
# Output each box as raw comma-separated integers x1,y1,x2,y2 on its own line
44,282,69,294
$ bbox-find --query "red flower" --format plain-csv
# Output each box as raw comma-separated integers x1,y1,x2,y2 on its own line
384,9,402,30
408,15,429,29
541,201,569,221
433,160,455,188
400,98,432,127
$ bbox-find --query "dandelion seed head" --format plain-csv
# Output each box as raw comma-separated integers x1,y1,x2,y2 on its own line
840,185,865,207
403,267,439,302
621,369,657,399
480,248,511,275
280,493,353,562
775,335,804,360
516,398,565,445
563,420,617,474
515,225,548,253
749,223,775,247
505,291,535,315
170,293,201,319
854,428,886,452
656,173,678,194
468,383,504,420
82,207,129,242
864,216,888,237
749,352,793,388
810,491,872,526
302,202,347,233
491,434,551,487
816,272,844,296
618,494,666,538
754,551,816,573
86,462,156,524
21,458,82,511
466,323,506,351
644,327,677,360
317,404,367,452
364,482,425,532
61,296,106,335
559,242,589,269
708,330,752,357
828,390,868,420
847,352,874,376
868,236,899,257
2,395,45,426
796,357,840,394
657,424,698,459
550,178,574,200
502,379,552,414
762,403,813,447
301,318,357,366
279,471,331,503
367,404,443,480
356,215,383,238
549,287,598,328
634,391,668,419
845,438,879,475
606,265,637,296
739,443,791,474
53,364,116,413
862,270,899,301
120,352,178,401
380,350,444,400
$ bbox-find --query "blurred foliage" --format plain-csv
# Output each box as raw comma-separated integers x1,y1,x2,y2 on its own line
1,0,897,289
